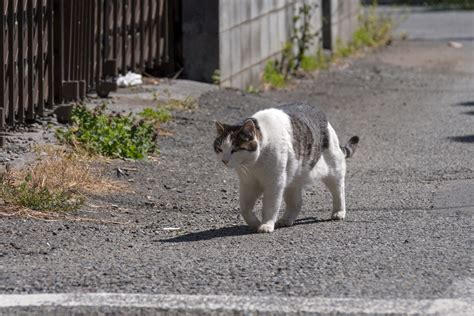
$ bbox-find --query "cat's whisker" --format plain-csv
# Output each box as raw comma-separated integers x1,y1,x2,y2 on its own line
242,164,250,177
239,164,249,176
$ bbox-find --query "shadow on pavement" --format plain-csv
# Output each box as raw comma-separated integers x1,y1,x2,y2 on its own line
161,225,255,243
448,135,474,143
161,217,332,243
456,101,474,107
293,217,333,226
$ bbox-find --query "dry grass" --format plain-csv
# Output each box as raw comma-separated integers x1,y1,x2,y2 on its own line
27,145,123,195
0,145,128,221
0,205,128,224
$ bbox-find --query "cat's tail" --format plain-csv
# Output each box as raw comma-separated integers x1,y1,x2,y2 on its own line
341,136,359,158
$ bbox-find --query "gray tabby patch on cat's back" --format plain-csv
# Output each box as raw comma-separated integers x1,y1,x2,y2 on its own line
278,103,329,168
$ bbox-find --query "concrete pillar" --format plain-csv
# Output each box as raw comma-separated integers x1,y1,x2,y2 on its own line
322,0,360,50
181,0,220,83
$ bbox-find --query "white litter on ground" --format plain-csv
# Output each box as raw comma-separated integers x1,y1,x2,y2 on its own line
162,227,181,231
448,41,463,48
117,72,143,87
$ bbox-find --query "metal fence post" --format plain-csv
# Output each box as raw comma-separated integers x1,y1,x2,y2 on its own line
0,0,6,129
53,0,63,104
7,0,16,126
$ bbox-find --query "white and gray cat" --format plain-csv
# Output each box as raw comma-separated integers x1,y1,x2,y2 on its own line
214,103,359,233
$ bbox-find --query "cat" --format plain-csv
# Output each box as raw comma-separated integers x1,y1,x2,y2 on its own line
214,102,359,233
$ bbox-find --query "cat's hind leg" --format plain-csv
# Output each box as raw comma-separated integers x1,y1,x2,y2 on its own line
276,186,303,227
322,122,347,220
322,174,346,220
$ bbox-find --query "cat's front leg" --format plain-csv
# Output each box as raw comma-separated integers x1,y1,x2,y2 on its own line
259,184,285,233
239,181,262,229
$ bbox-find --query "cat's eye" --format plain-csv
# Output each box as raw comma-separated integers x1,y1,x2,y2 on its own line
231,149,238,154
215,147,222,153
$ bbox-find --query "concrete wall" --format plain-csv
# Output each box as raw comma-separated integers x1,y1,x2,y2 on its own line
219,0,322,89
181,0,360,89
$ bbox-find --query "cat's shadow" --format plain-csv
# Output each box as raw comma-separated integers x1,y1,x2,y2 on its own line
160,217,332,243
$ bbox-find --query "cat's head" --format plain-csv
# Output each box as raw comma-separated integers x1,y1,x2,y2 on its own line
213,119,261,169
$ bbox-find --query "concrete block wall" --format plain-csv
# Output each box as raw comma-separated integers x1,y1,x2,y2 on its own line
219,0,323,89
181,0,360,90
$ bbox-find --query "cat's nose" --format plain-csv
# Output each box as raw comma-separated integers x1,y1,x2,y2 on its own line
222,159,229,165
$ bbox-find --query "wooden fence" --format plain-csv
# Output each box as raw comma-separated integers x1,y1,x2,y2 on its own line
0,0,176,130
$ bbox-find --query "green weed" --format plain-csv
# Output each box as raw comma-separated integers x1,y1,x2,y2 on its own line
278,41,296,80
262,1,394,88
263,3,319,88
300,49,329,72
138,107,172,124
161,96,198,111
56,104,157,159
292,3,319,71
332,38,356,60
212,69,221,85
245,85,260,94
263,60,287,88
332,1,393,61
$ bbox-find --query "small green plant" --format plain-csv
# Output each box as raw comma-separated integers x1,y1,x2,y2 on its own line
151,92,160,101
332,38,356,60
300,48,329,72
245,85,260,94
0,172,82,212
212,69,221,85
263,3,320,88
278,41,296,80
138,107,172,124
263,60,286,88
292,3,319,71
355,4,393,48
332,1,393,61
162,96,198,111
263,1,394,88
56,104,157,159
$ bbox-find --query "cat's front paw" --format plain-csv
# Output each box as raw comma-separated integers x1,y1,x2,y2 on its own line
276,218,294,228
257,223,275,233
331,210,346,220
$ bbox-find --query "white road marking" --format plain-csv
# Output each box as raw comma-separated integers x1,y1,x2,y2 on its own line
0,293,472,315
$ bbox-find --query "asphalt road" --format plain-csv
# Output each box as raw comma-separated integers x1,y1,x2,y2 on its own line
1,7,473,315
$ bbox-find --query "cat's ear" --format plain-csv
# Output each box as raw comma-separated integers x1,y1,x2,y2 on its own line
240,119,256,137
215,121,227,135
